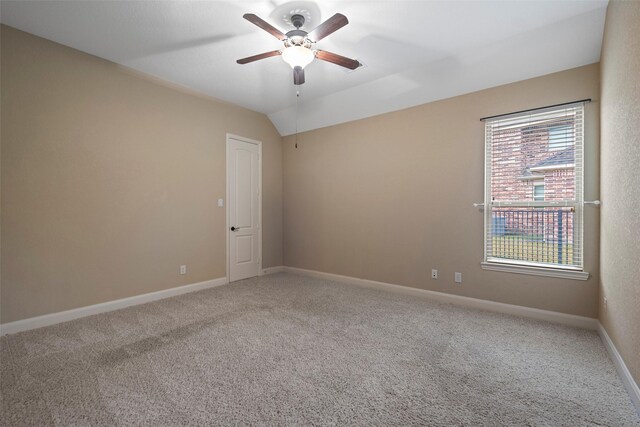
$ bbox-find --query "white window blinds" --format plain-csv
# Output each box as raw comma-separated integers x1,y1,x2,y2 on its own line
484,103,584,270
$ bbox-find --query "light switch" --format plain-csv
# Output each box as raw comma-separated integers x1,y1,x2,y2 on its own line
217,198,224,207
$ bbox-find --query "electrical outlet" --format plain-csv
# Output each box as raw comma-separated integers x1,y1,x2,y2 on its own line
431,269,438,279
603,297,607,312
180,265,187,275
455,272,462,283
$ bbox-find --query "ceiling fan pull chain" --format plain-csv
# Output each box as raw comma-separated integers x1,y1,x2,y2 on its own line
295,90,300,148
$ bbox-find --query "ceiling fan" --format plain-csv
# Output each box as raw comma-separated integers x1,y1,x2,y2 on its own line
236,12,361,85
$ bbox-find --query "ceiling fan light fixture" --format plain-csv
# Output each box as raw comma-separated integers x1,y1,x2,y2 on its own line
281,46,314,69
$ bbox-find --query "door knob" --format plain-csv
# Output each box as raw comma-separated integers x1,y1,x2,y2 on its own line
231,226,238,232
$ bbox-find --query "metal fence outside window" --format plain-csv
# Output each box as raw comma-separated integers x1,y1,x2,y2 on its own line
490,208,574,265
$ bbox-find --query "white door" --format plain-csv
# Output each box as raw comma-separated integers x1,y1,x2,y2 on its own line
227,136,261,282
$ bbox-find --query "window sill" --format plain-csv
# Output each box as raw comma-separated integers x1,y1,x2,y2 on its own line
481,262,590,281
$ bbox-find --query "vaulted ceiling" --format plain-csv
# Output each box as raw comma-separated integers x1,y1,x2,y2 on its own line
1,1,608,135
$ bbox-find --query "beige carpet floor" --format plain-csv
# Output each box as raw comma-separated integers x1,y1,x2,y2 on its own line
1,272,638,426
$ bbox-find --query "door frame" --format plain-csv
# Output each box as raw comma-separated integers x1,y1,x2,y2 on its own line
225,133,263,284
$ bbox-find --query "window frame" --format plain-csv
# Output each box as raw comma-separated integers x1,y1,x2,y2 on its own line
481,102,589,281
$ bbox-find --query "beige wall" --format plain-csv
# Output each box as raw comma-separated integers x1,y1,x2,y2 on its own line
284,64,600,318
0,25,283,323
599,1,640,385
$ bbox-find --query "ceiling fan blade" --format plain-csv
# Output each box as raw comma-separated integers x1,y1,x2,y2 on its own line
308,13,349,42
315,50,360,70
243,14,286,41
293,66,305,85
237,50,282,64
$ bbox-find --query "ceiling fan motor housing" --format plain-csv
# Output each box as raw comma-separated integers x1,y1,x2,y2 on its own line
286,14,310,47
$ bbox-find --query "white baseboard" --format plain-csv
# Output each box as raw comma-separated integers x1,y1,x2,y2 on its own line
0,277,228,336
283,266,598,330
262,266,284,275
598,323,640,413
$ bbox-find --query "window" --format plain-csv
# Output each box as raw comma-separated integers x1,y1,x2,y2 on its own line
533,183,544,201
482,103,586,278
548,125,573,151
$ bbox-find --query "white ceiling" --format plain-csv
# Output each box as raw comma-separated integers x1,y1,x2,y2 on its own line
1,1,608,136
